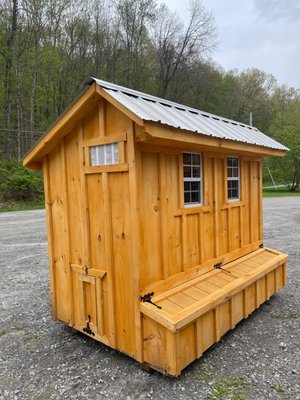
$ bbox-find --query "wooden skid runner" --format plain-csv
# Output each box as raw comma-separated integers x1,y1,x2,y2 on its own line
141,248,287,376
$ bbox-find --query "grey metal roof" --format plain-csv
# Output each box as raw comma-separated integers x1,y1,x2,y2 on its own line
88,77,288,152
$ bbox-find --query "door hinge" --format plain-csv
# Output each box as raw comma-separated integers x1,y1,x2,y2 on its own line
214,262,231,273
140,292,162,309
83,315,95,336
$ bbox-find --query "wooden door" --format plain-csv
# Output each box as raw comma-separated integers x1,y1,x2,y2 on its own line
71,264,109,345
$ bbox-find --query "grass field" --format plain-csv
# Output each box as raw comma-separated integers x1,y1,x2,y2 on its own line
263,187,300,197
0,201,45,213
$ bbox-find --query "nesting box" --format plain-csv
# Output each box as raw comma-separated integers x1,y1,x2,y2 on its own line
24,78,288,376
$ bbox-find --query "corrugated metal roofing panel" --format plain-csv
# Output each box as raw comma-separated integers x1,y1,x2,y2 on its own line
91,77,288,151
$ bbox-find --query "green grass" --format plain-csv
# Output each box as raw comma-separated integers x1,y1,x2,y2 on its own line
263,187,300,197
208,377,250,400
0,200,45,212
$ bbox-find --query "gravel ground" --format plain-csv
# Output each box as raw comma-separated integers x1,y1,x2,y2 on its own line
0,197,299,400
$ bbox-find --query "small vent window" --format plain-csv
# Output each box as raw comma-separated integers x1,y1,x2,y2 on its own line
90,143,119,166
227,156,240,201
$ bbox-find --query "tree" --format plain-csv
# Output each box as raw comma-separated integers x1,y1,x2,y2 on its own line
151,0,217,97
267,100,300,191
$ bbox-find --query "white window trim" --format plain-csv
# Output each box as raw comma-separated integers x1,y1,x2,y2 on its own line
227,156,240,202
183,151,203,207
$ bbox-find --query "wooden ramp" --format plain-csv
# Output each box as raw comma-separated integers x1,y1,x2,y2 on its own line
141,248,287,376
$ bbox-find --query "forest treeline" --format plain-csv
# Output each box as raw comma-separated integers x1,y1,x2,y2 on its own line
0,0,300,202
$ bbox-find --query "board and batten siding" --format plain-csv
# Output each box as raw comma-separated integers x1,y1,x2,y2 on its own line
138,147,263,292
42,97,263,365
43,100,138,358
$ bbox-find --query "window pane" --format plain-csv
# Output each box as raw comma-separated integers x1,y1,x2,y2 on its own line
232,157,238,167
192,167,200,178
90,147,97,166
232,167,239,177
89,143,119,166
183,153,191,165
184,192,190,203
191,191,200,203
184,166,192,177
192,154,200,165
113,143,119,163
191,181,200,191
105,145,112,164
227,167,233,178
184,181,191,191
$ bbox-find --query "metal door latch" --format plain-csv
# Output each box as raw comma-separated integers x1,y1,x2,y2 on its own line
83,315,95,336
214,262,231,273
140,292,162,309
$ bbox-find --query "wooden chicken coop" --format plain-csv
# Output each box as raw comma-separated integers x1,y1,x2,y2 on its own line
24,78,288,376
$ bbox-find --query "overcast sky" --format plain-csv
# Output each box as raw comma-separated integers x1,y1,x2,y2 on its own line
162,0,300,89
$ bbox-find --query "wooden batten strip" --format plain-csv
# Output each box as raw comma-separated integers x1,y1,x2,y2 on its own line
70,264,106,278
43,156,57,320
258,160,263,241
128,123,143,362
174,205,212,216
159,153,169,279
96,277,104,336
213,158,220,258
98,99,106,137
78,124,91,266
195,319,203,358
102,172,116,346
214,307,221,342
60,139,74,325
84,164,129,174
83,132,127,147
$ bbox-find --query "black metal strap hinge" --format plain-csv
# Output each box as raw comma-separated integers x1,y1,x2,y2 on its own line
140,292,162,309
83,315,95,336
214,262,231,273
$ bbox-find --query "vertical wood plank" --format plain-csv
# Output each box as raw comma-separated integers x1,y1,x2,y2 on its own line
78,123,91,265
98,99,106,136
166,330,178,376
102,172,116,346
96,277,104,336
198,213,205,264
258,159,263,241
159,153,169,279
43,157,57,319
213,159,220,258
195,319,203,358
60,139,74,325
127,123,143,361
214,307,221,342
182,215,188,271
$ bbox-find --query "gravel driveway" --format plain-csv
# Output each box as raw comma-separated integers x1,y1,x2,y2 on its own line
0,197,299,400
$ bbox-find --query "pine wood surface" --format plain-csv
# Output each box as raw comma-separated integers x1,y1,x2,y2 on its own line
27,93,288,377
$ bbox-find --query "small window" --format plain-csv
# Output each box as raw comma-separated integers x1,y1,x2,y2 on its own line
90,143,119,166
227,156,240,201
183,152,202,206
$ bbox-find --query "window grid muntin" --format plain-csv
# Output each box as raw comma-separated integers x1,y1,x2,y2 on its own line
183,152,202,206
227,156,240,201
90,143,119,166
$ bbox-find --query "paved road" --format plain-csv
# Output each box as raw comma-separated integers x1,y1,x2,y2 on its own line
0,199,299,400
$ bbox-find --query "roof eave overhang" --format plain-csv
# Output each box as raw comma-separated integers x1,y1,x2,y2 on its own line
141,121,287,157
23,83,99,169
